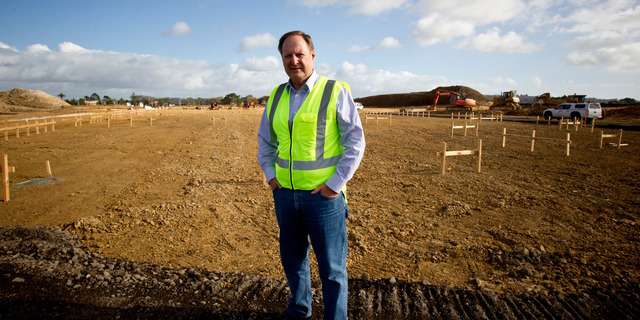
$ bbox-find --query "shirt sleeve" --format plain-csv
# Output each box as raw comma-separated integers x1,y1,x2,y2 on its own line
257,106,277,183
325,86,366,193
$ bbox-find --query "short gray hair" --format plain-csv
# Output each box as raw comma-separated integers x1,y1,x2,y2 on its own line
278,31,315,54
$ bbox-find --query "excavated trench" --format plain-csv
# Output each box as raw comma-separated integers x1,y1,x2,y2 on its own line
1,227,638,319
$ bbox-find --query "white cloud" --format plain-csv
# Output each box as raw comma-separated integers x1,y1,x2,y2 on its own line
347,45,371,53
0,41,18,52
241,56,280,71
566,51,599,65
59,42,89,53
414,0,526,25
26,44,51,54
301,0,408,15
562,1,640,72
347,37,400,53
568,42,640,72
0,41,286,98
164,21,192,36
459,28,540,53
240,33,277,52
379,36,400,48
413,14,475,45
334,61,448,96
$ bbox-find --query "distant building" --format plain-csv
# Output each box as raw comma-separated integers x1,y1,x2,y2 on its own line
84,100,99,105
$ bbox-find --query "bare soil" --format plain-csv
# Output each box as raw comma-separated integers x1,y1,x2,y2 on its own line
1,108,639,316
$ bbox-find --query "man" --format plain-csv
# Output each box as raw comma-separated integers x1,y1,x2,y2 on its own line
257,31,365,320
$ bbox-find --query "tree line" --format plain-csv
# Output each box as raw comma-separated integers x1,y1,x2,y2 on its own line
59,92,269,107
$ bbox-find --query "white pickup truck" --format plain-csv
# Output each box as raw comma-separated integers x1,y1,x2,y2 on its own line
543,103,603,120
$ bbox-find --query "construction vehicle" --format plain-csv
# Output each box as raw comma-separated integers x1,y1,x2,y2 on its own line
432,89,475,110
492,90,521,110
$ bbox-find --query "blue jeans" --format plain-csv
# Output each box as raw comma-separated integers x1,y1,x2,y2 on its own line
272,188,348,320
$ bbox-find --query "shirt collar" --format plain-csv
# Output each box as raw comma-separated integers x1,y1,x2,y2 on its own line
288,70,318,93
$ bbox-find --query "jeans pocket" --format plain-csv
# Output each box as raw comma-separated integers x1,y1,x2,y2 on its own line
319,192,340,200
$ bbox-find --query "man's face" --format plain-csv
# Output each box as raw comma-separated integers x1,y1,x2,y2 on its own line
281,35,315,88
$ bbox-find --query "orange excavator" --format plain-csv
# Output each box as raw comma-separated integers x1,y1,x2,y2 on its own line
433,89,467,110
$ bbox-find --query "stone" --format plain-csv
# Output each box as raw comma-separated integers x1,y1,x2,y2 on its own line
12,277,25,283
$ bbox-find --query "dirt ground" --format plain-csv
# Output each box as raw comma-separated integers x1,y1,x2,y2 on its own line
1,108,639,297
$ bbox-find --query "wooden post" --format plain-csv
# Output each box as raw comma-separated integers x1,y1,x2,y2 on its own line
427,111,430,118
591,118,596,133
547,117,551,126
149,117,153,126
441,142,447,175
618,129,623,149
46,160,52,176
450,121,455,138
531,130,536,152
74,118,78,127
464,120,468,136
559,117,563,130
600,130,605,149
44,123,48,133
475,120,480,137
51,121,55,132
107,117,111,128
15,128,20,138
450,113,453,120
536,116,539,126
36,122,40,134
502,128,507,148
566,133,571,157
2,153,9,202
477,139,483,173
574,118,579,132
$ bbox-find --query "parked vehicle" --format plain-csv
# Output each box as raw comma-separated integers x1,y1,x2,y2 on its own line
543,103,603,120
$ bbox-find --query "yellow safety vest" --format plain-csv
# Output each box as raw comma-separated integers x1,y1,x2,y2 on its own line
266,76,348,191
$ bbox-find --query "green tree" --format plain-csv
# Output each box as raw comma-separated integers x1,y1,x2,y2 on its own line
90,93,101,102
222,93,240,105
58,93,65,100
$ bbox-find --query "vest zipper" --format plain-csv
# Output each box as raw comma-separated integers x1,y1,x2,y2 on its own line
289,124,294,189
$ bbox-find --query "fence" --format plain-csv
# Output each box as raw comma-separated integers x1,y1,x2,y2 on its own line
600,129,626,149
0,120,56,141
450,120,479,137
440,139,482,175
501,128,572,156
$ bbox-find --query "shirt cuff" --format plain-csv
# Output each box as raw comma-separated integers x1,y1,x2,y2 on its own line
263,168,276,184
325,175,345,194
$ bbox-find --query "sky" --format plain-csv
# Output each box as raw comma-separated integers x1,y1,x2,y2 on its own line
0,0,639,100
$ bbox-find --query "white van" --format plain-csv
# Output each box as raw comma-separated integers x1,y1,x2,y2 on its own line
543,103,603,120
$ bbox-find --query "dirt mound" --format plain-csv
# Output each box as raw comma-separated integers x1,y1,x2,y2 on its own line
0,88,70,112
2,226,638,319
355,85,487,107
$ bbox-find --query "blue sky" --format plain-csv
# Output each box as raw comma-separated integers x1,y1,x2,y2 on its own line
1,0,639,99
